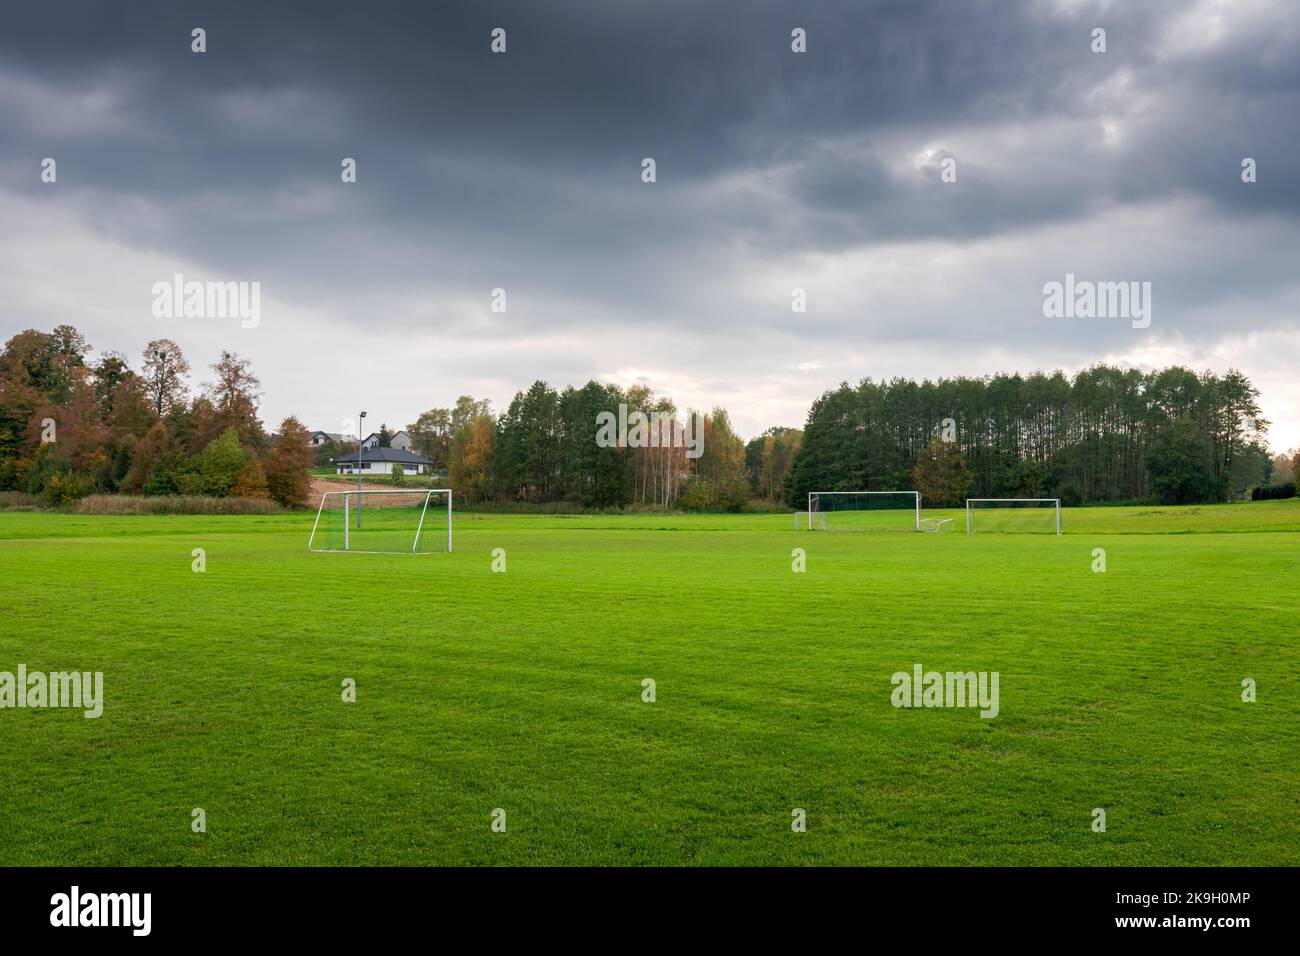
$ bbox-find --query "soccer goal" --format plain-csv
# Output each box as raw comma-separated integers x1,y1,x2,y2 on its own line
807,491,921,531
965,498,1061,535
308,489,453,553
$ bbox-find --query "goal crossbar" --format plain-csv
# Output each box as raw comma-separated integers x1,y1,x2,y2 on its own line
309,489,453,553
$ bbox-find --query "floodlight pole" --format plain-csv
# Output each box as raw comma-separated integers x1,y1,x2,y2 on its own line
357,410,367,529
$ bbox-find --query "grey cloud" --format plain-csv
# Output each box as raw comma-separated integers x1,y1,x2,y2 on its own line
1,0,1298,442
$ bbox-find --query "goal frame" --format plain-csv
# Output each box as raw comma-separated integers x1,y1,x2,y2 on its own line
308,488,453,554
965,498,1061,535
807,491,921,532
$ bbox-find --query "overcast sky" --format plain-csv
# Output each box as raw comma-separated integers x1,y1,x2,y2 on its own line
2,0,1297,449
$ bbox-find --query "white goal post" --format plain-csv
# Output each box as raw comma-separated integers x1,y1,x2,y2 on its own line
308,489,453,553
807,491,921,531
965,498,1061,535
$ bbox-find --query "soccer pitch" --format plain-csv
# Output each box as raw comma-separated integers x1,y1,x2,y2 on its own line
0,500,1296,866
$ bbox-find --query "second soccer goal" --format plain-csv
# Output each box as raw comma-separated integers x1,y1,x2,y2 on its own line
309,489,453,553
965,498,1061,535
807,491,921,531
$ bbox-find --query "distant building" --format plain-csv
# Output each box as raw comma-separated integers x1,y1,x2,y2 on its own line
360,430,413,451
308,431,346,447
330,447,432,476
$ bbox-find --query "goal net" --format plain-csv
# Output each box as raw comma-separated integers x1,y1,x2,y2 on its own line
965,498,1061,535
807,491,920,531
309,489,453,553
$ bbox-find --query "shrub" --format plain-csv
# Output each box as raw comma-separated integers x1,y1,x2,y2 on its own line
73,495,282,515
1055,483,1083,507
143,461,180,496
42,471,90,507
175,469,206,496
1252,482,1296,501
678,477,750,513
0,491,41,511
200,429,247,496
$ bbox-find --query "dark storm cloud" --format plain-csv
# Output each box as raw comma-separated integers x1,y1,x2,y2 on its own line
10,0,1296,250
1,0,1298,441
0,1,1077,167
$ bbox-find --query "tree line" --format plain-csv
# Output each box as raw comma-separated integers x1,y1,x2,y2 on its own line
404,381,799,510
2,324,1291,511
0,326,313,506
785,366,1278,507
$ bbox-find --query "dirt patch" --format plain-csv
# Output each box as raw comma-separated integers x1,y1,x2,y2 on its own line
310,477,399,499
308,478,445,509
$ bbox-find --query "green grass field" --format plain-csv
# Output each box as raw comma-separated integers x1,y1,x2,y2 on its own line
0,499,1296,865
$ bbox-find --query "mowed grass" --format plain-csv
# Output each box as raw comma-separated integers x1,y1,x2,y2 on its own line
0,499,1296,866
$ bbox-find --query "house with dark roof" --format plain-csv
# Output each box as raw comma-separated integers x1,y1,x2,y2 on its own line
360,430,413,451
330,447,433,476
308,430,346,447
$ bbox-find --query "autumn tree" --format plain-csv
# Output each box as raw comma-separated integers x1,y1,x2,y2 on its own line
22,372,107,503
750,427,802,501
141,339,190,416
233,456,270,499
0,328,94,489
1273,449,1300,486
911,437,972,506
449,414,495,501
638,396,689,507
694,408,745,484
2,326,89,405
185,395,225,454
122,420,174,493
204,351,263,446
265,416,314,507
451,395,493,432
679,408,749,511
91,351,132,419
90,355,154,489
405,397,491,476
408,407,453,469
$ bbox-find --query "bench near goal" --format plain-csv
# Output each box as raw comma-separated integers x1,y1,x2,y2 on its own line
308,489,453,553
